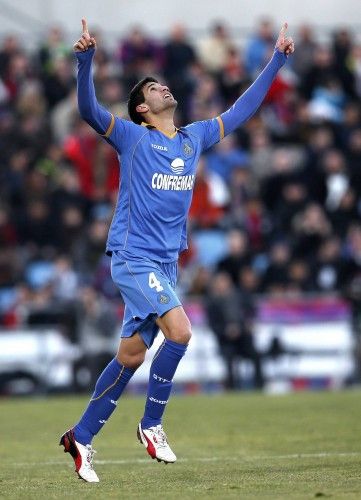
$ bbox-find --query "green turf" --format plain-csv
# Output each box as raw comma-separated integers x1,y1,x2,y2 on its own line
1,390,361,499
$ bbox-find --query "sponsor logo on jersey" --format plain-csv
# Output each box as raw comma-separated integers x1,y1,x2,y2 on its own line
170,157,185,174
151,143,168,151
152,173,195,191
183,142,193,157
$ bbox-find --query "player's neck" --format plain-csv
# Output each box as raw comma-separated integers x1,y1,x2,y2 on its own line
147,115,176,136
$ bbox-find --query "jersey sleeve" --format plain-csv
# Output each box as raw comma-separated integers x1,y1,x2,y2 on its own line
102,117,146,154
185,117,223,152
76,49,144,153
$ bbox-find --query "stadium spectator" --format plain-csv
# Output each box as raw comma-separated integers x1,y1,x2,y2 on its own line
343,224,361,336
261,147,301,211
116,26,162,89
189,72,223,121
332,28,355,98
52,255,79,300
312,236,344,292
219,47,247,104
272,178,308,233
287,258,313,293
343,224,361,286
197,22,235,75
0,35,21,80
206,271,264,389
347,127,361,195
63,118,119,199
292,202,332,258
248,127,274,185
217,229,251,286
188,156,227,229
260,239,291,293
206,134,249,182
291,24,317,77
77,285,118,344
351,44,361,98
42,55,75,109
163,24,196,122
245,18,275,76
37,26,69,75
300,45,339,100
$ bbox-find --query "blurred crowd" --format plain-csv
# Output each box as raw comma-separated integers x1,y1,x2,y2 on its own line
1,19,361,354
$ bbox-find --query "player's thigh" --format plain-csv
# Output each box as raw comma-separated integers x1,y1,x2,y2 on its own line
116,332,147,368
156,306,192,345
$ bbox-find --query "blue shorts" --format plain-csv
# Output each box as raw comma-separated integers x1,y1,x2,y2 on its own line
110,250,181,348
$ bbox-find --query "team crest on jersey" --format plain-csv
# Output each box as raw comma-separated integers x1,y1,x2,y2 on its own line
158,293,170,304
183,142,193,157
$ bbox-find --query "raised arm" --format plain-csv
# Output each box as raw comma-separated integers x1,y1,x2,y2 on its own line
74,19,114,137
219,23,294,137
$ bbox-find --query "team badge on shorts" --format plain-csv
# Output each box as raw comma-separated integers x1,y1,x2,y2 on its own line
158,293,170,304
183,142,193,157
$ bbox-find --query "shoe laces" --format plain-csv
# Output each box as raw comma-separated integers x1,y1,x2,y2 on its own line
153,425,168,448
85,444,97,470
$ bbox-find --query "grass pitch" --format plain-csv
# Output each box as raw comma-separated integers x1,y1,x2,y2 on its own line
1,390,361,499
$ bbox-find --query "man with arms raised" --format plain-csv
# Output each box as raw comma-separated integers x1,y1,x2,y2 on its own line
60,19,294,482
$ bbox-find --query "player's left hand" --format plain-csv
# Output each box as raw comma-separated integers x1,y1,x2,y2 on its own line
275,22,295,56
73,18,97,52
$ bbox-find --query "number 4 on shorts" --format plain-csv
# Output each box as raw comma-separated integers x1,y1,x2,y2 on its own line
148,272,164,292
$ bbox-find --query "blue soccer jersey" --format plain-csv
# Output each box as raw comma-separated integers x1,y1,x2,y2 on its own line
76,48,286,262
105,119,223,261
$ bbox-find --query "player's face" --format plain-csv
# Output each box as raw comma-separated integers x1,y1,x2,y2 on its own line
142,82,178,113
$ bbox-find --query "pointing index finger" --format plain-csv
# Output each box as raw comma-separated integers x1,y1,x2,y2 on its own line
280,22,288,35
82,18,89,34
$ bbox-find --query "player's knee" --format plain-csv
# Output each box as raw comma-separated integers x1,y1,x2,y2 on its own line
167,325,192,345
117,351,145,369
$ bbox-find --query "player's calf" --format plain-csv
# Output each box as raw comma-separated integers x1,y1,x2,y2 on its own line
116,333,147,369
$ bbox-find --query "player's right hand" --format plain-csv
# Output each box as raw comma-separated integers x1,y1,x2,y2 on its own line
275,22,294,56
73,18,97,52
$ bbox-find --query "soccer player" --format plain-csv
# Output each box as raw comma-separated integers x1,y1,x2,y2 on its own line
60,19,294,482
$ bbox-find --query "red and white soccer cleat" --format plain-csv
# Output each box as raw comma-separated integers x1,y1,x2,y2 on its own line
59,429,99,482
137,423,177,463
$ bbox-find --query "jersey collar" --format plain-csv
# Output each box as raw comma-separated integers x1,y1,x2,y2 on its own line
141,122,178,139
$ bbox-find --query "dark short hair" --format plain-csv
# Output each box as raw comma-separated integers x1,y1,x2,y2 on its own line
127,77,158,124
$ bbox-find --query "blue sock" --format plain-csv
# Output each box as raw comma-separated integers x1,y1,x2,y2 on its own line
74,358,135,445
141,339,187,429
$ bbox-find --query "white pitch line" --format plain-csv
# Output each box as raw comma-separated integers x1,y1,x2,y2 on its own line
9,451,361,467
263,452,361,460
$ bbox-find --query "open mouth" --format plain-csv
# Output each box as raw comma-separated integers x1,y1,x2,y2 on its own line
163,93,172,99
